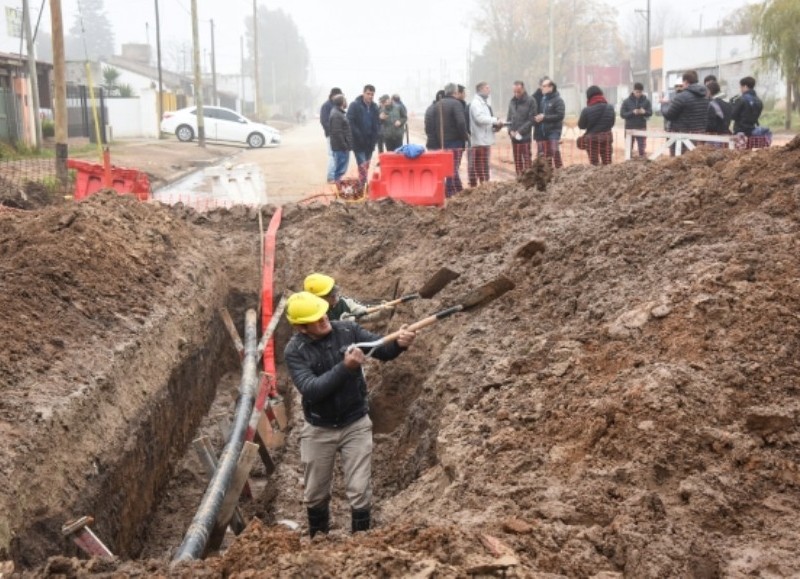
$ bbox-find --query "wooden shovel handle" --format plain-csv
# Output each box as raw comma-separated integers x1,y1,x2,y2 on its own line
381,305,464,344
356,293,420,317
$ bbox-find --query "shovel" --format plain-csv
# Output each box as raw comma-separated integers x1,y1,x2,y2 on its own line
351,267,461,319
349,275,515,353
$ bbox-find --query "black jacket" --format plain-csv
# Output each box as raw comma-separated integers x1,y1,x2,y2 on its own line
346,95,380,153
424,100,440,149
579,102,615,134
285,321,404,428
707,97,732,134
619,93,652,130
662,83,708,133
435,95,469,144
731,89,763,135
329,107,352,152
320,99,335,137
506,92,538,141
534,90,565,140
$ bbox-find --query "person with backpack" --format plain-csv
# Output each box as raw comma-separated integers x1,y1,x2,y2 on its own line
706,80,732,136
731,76,763,137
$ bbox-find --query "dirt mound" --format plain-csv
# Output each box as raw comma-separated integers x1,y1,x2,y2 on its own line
6,139,800,576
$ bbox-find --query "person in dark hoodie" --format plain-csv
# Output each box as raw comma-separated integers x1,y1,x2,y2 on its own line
620,82,652,158
424,90,446,150
578,85,616,165
534,78,565,169
328,94,352,185
346,84,380,187
661,70,708,154
506,80,538,175
730,76,763,137
437,82,470,197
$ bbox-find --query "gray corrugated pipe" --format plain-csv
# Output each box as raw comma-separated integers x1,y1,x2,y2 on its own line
172,308,259,562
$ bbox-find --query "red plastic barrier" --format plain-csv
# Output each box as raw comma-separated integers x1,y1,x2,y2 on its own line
67,159,151,201
368,170,385,199
369,150,453,207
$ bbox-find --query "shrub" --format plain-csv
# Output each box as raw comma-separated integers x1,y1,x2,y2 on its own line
42,120,55,138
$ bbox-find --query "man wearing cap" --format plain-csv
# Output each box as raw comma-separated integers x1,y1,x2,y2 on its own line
304,272,387,322
284,291,416,537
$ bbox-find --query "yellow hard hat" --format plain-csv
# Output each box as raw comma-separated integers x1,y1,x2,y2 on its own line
286,291,329,325
304,273,336,297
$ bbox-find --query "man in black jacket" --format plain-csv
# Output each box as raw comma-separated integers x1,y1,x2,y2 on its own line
661,70,709,154
346,84,380,187
320,87,343,183
424,90,445,150
534,79,565,169
707,80,732,136
507,80,538,175
284,292,415,537
437,82,470,196
731,76,763,136
620,82,652,157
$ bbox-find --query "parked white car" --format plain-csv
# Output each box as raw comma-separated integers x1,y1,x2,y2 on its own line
160,106,281,148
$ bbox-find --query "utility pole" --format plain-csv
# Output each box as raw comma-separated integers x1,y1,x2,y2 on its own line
210,19,217,106
636,0,652,99
22,0,42,151
548,0,554,79
240,36,245,113
190,0,205,146
155,0,164,138
252,0,260,119
50,0,68,186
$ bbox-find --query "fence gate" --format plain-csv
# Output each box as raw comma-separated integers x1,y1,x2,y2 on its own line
0,85,22,143
66,85,108,143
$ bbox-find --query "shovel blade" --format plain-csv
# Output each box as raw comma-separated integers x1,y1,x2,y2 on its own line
417,267,461,299
459,275,515,310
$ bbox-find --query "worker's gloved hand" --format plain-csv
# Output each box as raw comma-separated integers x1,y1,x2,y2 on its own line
396,324,416,349
343,346,366,369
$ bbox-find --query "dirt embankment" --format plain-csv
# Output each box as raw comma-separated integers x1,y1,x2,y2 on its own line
3,136,800,577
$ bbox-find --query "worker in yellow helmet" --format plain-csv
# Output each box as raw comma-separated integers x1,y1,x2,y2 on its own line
303,272,389,321
284,291,416,537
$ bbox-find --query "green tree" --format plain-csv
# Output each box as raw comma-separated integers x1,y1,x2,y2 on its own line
753,0,800,129
102,66,120,93
66,0,115,61
471,0,623,107
246,7,310,120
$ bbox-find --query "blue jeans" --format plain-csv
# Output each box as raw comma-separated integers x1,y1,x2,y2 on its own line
326,137,336,182
353,149,374,185
332,150,350,182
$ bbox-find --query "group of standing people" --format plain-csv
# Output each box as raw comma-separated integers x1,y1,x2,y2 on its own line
319,86,408,188
422,78,568,196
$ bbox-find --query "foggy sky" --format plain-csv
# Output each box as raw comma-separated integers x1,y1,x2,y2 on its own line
48,0,756,105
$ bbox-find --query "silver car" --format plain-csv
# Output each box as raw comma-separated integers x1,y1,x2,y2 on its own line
160,106,281,148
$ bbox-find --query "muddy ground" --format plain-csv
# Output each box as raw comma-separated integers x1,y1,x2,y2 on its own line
1,136,799,577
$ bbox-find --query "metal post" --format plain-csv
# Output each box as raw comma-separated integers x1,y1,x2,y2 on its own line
548,0,554,79
190,0,205,146
210,20,218,106
155,0,164,138
646,0,652,99
50,0,68,187
22,0,42,151
252,0,260,119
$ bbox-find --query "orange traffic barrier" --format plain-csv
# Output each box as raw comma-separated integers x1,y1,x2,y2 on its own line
67,159,151,202
369,150,453,207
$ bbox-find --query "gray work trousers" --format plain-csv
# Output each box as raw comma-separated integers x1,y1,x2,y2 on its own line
300,414,373,510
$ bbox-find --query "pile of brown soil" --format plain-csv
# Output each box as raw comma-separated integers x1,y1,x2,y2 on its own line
5,135,800,576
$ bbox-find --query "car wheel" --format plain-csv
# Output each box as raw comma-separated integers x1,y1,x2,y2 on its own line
176,125,194,142
247,132,265,148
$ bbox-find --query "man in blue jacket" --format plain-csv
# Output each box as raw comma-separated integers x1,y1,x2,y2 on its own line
284,292,416,537
346,84,380,188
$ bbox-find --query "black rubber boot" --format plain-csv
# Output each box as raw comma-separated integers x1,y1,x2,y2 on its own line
307,504,330,538
351,507,371,533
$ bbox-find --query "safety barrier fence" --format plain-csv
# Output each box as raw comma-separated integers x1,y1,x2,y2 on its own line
0,158,72,208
